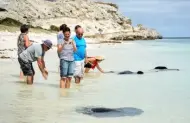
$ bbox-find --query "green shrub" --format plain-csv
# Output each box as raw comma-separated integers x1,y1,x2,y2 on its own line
50,25,59,31
137,24,143,27
0,17,22,26
127,19,132,25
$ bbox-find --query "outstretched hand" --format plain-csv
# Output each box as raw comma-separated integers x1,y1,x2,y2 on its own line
42,73,48,80
42,69,48,80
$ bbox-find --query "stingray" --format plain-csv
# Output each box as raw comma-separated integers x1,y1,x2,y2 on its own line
154,66,179,71
118,71,144,75
76,106,144,118
104,70,144,75
105,66,179,75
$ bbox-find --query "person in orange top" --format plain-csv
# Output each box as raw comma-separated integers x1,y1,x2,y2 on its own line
84,56,104,73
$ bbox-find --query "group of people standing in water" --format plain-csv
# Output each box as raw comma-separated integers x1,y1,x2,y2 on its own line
17,24,105,88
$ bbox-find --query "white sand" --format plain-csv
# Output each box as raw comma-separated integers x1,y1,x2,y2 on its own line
0,31,99,59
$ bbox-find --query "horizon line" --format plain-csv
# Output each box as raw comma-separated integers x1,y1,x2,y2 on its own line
162,37,190,39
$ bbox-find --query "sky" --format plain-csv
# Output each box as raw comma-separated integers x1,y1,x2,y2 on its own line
100,0,190,37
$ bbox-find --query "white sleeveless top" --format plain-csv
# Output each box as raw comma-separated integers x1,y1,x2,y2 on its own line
59,39,74,61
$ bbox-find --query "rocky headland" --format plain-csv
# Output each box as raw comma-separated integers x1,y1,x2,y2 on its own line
0,0,162,59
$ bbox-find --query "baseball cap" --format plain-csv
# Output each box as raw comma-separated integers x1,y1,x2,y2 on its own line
42,40,53,49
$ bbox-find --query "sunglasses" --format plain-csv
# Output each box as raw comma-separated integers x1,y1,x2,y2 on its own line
77,33,83,36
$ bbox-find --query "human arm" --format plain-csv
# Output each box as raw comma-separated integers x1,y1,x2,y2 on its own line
35,45,48,79
96,63,104,73
24,35,31,48
57,44,64,53
57,33,64,53
84,48,88,64
83,39,88,63
29,40,36,43
37,57,48,79
71,40,77,52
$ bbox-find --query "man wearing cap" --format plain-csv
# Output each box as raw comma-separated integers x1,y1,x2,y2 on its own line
18,40,52,84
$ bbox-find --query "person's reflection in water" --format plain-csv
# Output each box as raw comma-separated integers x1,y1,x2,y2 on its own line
15,86,34,123
74,83,82,91
84,72,102,79
15,85,51,122
59,89,70,97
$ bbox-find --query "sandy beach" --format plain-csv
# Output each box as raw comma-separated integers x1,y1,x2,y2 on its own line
0,30,100,59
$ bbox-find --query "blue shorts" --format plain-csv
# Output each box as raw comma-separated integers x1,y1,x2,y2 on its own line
60,59,74,78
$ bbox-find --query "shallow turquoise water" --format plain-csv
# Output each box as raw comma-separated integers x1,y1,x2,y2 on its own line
0,39,190,123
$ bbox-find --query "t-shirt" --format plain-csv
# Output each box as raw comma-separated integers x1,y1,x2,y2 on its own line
19,44,45,63
73,36,86,61
58,39,74,61
17,33,26,55
57,32,64,58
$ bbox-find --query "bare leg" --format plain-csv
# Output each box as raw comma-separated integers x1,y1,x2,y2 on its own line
75,76,80,84
20,70,24,79
28,64,35,84
60,78,66,88
85,68,91,73
32,75,34,82
26,76,33,85
66,77,72,88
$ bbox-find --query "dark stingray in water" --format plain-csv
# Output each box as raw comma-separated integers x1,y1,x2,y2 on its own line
105,66,179,75
105,71,144,74
76,107,144,118
154,66,179,71
154,66,168,70
49,66,179,75
118,71,144,75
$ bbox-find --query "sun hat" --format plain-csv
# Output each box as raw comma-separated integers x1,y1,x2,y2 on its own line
42,40,53,49
95,56,105,61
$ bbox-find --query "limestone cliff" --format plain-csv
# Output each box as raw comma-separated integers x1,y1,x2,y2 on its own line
0,0,162,40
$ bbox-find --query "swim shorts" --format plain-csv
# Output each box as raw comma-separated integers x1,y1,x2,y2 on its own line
60,59,74,78
18,57,35,76
84,62,92,68
74,60,84,78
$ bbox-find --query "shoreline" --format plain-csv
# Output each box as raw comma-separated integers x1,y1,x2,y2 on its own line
0,25,161,59
0,0,162,50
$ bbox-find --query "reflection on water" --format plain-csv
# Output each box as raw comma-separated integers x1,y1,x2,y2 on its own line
59,89,70,97
84,72,102,79
0,39,190,123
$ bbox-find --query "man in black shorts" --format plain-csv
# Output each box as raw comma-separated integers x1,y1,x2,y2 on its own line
18,40,52,84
